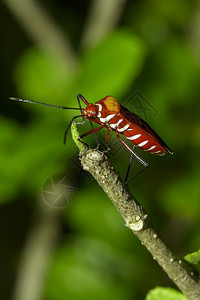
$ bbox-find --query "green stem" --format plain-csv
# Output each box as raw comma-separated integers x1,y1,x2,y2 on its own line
71,122,86,153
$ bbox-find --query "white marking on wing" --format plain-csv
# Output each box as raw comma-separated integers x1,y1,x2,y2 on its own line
127,128,133,131
126,134,141,140
110,119,123,129
105,114,116,122
116,119,123,126
100,117,106,123
154,150,161,154
118,124,129,132
138,140,149,147
110,123,116,129
96,103,102,111
96,104,102,118
146,145,156,151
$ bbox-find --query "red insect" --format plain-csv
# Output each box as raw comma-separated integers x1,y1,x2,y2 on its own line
10,94,173,174
76,94,172,155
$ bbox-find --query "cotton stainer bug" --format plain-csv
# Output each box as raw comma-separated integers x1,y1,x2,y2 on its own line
10,94,173,179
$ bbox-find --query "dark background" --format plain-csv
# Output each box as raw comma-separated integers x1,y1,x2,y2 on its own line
0,0,200,299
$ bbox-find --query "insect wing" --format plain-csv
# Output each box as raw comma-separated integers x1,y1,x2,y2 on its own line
120,105,173,154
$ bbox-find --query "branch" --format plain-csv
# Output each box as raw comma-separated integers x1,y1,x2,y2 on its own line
12,203,59,300
2,0,77,70
81,0,128,48
71,124,200,300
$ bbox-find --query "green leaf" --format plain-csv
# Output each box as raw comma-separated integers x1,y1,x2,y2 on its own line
13,48,76,104
146,287,187,300
77,30,146,99
185,250,200,271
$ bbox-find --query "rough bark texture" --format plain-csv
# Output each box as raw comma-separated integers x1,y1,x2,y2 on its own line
81,149,200,300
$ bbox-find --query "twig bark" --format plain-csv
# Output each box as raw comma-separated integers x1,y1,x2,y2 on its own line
71,123,200,300
80,149,200,300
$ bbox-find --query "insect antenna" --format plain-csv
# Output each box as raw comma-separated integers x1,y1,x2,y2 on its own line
76,94,85,123
9,97,82,110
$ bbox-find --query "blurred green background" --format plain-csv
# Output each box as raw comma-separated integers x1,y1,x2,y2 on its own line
1,0,200,299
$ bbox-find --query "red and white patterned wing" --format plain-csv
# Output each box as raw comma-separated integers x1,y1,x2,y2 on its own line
120,105,173,154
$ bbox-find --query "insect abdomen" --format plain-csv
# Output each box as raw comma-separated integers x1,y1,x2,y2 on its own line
123,127,167,155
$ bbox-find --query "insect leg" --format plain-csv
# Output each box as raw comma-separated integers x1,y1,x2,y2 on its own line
124,145,136,182
64,115,84,144
78,126,104,140
77,94,89,106
124,146,148,184
76,94,86,125
89,120,101,149
77,94,100,147
116,133,148,181
106,129,111,151
126,165,148,183
78,126,104,153
97,128,112,166
64,95,85,145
